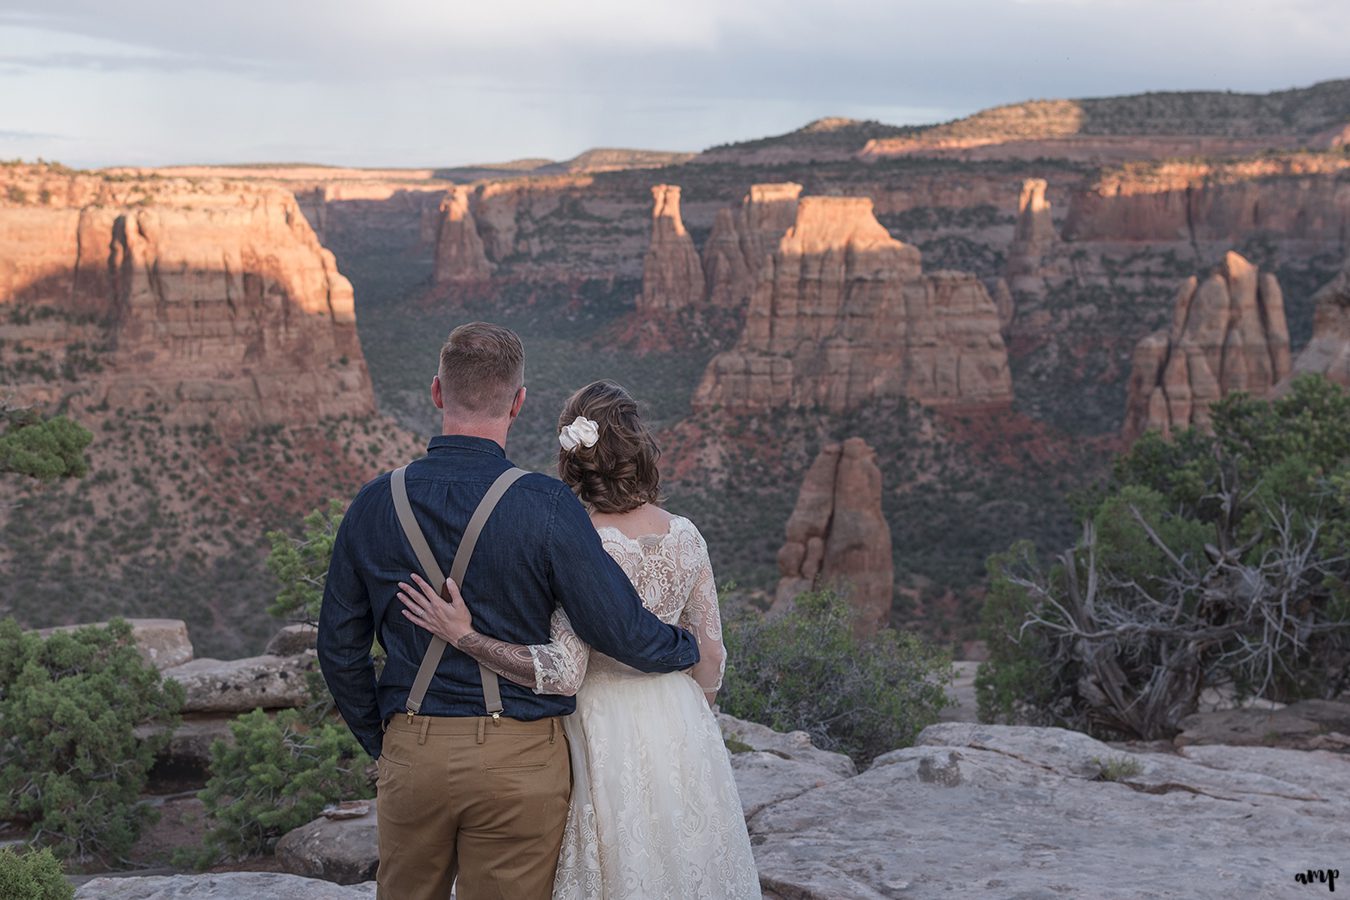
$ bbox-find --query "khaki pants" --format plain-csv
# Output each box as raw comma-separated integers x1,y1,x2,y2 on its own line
375,713,571,900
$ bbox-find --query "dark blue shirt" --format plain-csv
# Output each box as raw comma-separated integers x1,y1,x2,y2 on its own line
317,434,700,758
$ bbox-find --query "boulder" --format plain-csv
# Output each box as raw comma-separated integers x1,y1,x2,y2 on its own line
717,712,856,778
266,623,319,657
32,618,194,671
162,652,316,713
74,873,375,899
276,803,379,886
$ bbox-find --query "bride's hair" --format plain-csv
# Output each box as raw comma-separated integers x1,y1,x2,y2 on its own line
557,380,662,514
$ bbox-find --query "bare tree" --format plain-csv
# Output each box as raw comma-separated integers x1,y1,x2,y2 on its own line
1001,472,1348,740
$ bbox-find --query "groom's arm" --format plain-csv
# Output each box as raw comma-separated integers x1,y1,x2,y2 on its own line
317,505,383,760
545,488,700,673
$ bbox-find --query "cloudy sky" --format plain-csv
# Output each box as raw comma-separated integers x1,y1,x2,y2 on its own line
1,0,1346,169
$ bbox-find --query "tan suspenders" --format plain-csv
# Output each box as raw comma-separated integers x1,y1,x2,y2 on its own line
390,464,527,722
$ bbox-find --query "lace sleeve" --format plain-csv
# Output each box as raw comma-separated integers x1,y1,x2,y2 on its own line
527,607,591,696
679,531,727,693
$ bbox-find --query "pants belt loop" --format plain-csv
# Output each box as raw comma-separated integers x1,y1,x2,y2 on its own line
417,715,430,745
476,717,486,744
380,716,389,734
549,717,557,745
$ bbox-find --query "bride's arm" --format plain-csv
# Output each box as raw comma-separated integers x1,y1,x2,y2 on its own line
397,573,590,696
680,534,727,707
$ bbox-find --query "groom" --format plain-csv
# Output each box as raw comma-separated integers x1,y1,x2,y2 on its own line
317,322,699,900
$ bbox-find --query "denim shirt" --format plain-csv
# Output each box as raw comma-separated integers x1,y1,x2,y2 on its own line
317,434,701,759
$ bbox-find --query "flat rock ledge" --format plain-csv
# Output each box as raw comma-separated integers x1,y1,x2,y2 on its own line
74,872,375,899
750,721,1350,899
162,652,317,713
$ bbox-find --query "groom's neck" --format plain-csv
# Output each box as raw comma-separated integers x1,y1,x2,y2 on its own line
441,413,510,451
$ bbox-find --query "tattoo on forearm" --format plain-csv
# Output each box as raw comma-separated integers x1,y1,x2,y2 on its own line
454,632,537,688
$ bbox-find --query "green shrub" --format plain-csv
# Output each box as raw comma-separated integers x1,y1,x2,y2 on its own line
0,846,73,900
719,589,952,765
0,408,92,480
184,709,373,865
265,499,344,624
0,617,184,863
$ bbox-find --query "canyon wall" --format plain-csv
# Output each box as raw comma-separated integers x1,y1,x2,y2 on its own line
694,196,1012,413
1062,156,1350,244
1123,252,1290,438
773,437,893,637
0,165,376,429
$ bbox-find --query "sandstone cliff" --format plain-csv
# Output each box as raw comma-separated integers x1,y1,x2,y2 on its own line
0,166,375,429
1062,155,1350,244
636,184,704,313
1123,252,1290,438
703,182,802,309
1285,255,1350,389
432,186,494,283
774,437,893,637
694,196,1012,413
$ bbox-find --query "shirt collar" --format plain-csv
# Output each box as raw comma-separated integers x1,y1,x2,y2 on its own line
426,434,507,458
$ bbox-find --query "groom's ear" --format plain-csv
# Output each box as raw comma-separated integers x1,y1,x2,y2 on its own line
431,374,445,410
508,385,526,420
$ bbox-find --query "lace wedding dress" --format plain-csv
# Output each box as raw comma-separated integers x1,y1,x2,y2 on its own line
526,515,760,900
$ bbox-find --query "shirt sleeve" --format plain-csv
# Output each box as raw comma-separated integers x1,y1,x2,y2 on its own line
546,488,700,674
316,500,383,760
679,528,727,693
526,607,591,696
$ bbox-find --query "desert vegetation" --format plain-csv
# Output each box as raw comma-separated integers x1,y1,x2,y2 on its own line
977,375,1350,739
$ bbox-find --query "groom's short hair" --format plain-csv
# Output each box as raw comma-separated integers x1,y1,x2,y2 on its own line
438,322,525,416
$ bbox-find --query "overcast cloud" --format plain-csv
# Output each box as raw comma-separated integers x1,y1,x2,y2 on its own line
0,0,1346,168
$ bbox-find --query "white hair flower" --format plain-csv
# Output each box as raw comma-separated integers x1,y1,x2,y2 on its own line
559,415,600,451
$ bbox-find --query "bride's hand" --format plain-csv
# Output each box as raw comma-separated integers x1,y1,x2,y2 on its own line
396,573,475,644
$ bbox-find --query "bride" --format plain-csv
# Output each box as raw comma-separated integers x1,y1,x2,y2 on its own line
395,379,760,899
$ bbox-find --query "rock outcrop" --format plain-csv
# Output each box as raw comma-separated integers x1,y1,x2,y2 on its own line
750,721,1350,898
162,652,318,713
694,195,1013,413
276,803,380,886
773,438,893,636
1123,252,1290,438
0,165,376,429
1003,178,1055,293
1285,254,1350,389
636,184,704,313
702,182,802,309
74,873,375,899
432,186,493,283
